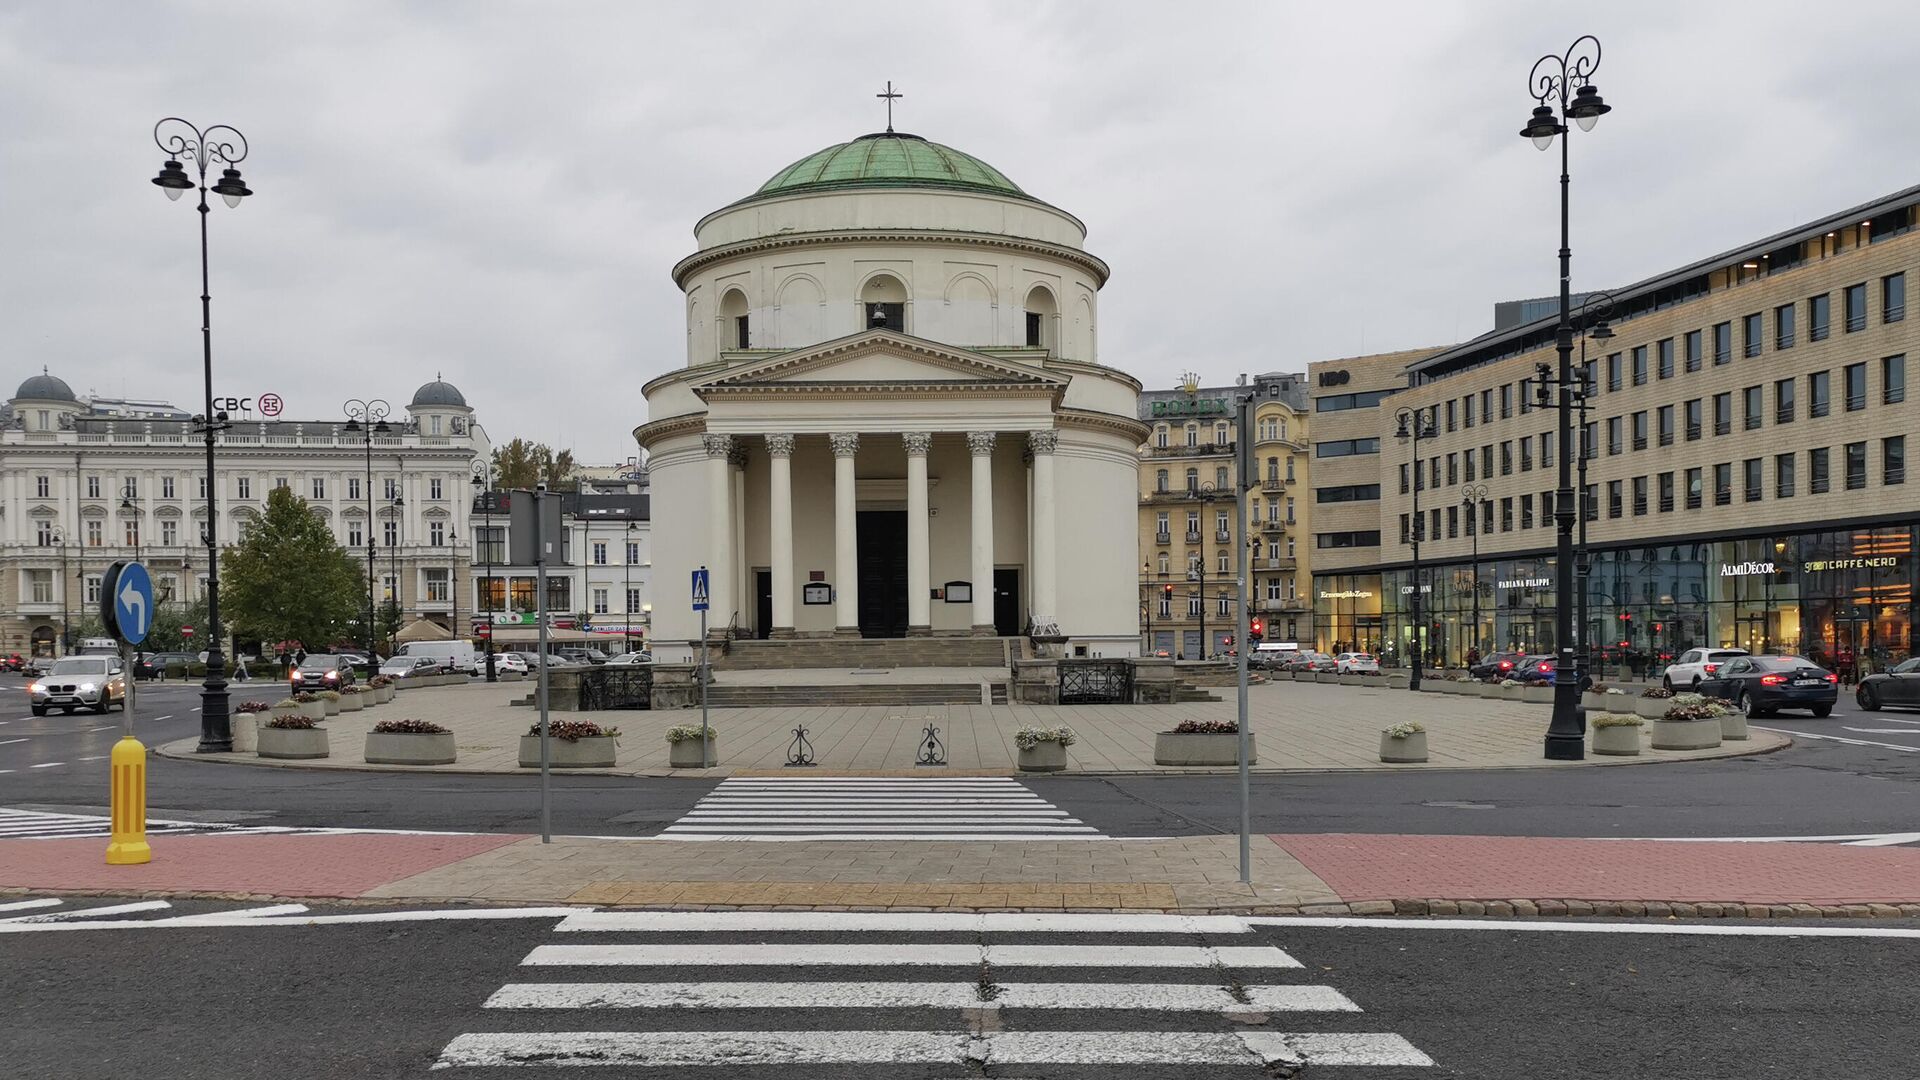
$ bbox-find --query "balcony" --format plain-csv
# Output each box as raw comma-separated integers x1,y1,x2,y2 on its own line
1259,520,1286,535
1260,478,1287,493
1259,557,1297,571
1632,436,1647,451
1715,489,1732,506
1257,598,1308,614
1154,532,1171,546
1686,492,1703,509
1685,423,1702,441
1811,476,1830,494
1214,530,1232,544
1184,531,1202,544
1658,495,1675,512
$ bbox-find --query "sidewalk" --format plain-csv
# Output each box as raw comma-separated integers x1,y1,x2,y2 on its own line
8,831,1919,917
159,679,1786,776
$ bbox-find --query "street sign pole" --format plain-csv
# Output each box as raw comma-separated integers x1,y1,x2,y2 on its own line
1234,393,1254,884
534,484,551,844
693,566,712,769
101,560,154,866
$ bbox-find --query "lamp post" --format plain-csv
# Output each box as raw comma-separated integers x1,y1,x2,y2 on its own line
471,461,497,680
1567,290,1614,683
1518,34,1612,760
120,481,144,564
1394,407,1439,687
1140,562,1154,654
342,399,391,658
149,117,254,754
1461,483,1489,660
625,522,639,653
390,494,404,650
50,526,68,656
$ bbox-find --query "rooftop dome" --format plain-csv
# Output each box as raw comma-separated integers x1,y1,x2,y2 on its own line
409,377,467,409
14,369,77,403
746,132,1032,205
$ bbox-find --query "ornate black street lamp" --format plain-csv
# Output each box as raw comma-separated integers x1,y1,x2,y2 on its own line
1519,35,1613,759
50,526,69,655
1462,482,1490,659
1570,291,1614,682
149,117,254,753
390,494,404,650
1395,407,1439,687
342,398,391,658
471,461,497,680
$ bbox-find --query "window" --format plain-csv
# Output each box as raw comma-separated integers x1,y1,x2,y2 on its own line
1313,438,1379,458
1810,448,1830,494
1743,458,1763,503
1185,511,1200,539
1540,429,1554,467
383,520,399,547
1155,425,1168,449
1217,551,1231,575
1286,497,1296,523
27,570,52,604
348,477,361,501
1158,591,1171,618
1631,411,1648,451
1519,437,1532,472
1884,354,1906,404
1482,500,1495,534
429,478,443,500
199,475,209,500
1520,494,1535,529
124,477,139,500
1684,399,1702,441
626,588,643,614
1445,504,1459,538
1463,449,1475,482
592,588,609,615
1446,453,1458,486
234,476,250,500
1685,467,1703,509
1712,322,1732,364
1771,378,1794,424
1286,457,1296,482
85,475,101,499
1315,531,1380,549
1155,512,1170,541
1463,395,1475,428
424,568,450,603
1155,469,1168,493
429,521,446,546
1684,329,1703,372
35,520,53,546
1773,304,1795,351
1184,468,1198,493
1481,444,1493,475
1743,386,1762,431
1398,514,1409,545
1185,425,1197,448
1314,390,1394,413
1499,497,1514,532
1500,383,1513,418
591,541,607,566
1315,484,1381,503
1658,471,1675,512
1776,453,1795,499
1809,293,1830,341
1606,417,1622,456
1631,475,1647,516
1846,442,1868,490
1631,345,1648,385
1845,362,1867,411
1845,283,1867,332
1743,312,1763,357
274,476,288,490
1215,510,1231,541
1215,466,1229,488
1885,272,1906,323
348,522,364,548
124,520,140,547
1713,463,1732,506
1606,480,1623,519
35,475,49,498
1886,436,1907,486
1580,422,1597,460
1655,338,1674,380
1656,405,1674,446
1214,422,1229,445
383,478,399,500
85,520,102,546
1605,354,1621,392
476,525,505,564
1809,371,1831,417
1713,392,1732,436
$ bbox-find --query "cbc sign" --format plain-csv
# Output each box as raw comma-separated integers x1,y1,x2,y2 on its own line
212,392,284,417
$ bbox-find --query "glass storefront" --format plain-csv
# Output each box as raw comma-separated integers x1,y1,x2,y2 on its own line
1313,525,1915,677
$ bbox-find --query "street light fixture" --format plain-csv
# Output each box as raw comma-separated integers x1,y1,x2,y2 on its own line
625,521,639,654
1394,407,1438,688
343,398,392,659
471,461,497,681
49,526,69,656
1461,483,1490,659
1519,34,1612,761
120,481,144,564
390,494,404,650
150,117,254,754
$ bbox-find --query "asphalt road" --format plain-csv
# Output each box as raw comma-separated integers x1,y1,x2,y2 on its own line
4,901,1914,1079
3,678,1917,842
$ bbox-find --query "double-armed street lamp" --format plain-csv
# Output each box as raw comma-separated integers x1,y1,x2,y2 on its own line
1394,407,1438,687
342,399,392,658
120,481,144,563
149,117,255,753
1517,34,1614,760
1461,483,1490,658
470,461,498,680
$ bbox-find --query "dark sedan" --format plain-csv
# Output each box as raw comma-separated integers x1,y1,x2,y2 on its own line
1857,657,1920,711
1699,654,1837,718
290,653,357,691
1469,652,1528,680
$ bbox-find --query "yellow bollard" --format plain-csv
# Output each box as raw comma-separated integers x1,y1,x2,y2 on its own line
105,735,152,865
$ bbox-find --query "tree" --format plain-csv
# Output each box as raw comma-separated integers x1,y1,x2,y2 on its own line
492,438,577,490
222,487,366,649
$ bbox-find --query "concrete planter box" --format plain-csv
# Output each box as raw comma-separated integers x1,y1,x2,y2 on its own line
257,725,330,760
1474,683,1501,698
364,730,457,765
231,714,258,754
1498,684,1524,701
318,696,341,716
1720,712,1750,741
372,684,395,704
1634,697,1674,720
1017,741,1070,772
292,700,328,722
520,734,619,768
270,703,303,724
1581,692,1609,712
1388,674,1410,690
1651,718,1722,750
1591,723,1643,756
1153,731,1256,766
1336,673,1361,686
667,735,716,769
1379,731,1427,763
1521,685,1555,704
1602,697,1638,716
337,693,364,712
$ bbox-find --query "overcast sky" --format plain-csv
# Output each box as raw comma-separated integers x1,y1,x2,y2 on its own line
4,1,1914,462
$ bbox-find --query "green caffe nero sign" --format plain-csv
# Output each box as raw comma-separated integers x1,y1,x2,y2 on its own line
1152,398,1229,417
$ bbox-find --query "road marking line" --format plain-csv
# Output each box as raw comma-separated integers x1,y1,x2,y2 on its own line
682,807,1069,815
87,725,113,732
0,900,172,923
1842,833,1920,846
0,738,27,746
0,906,582,934
78,756,105,762
1755,726,1920,752
653,832,1116,842
29,762,63,768
554,911,1251,934
1843,727,1920,735
1248,916,1920,939
150,714,173,721
1620,833,1920,844
523,943,1300,969
1237,1031,1435,1068
0,898,62,912
161,904,312,922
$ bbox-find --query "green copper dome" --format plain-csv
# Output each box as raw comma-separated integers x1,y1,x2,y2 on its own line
749,132,1032,203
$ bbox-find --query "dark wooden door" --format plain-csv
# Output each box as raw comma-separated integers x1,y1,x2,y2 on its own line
754,570,772,640
856,511,908,638
993,568,1020,637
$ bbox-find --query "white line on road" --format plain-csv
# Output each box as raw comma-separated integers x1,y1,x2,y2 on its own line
78,756,105,762
29,762,63,769
0,898,62,912
1620,832,1920,844
654,832,1112,842
150,714,173,722
522,943,1301,969
1248,915,1920,939
553,911,1252,934
0,906,583,934
1755,726,1920,752
1842,833,1920,846
0,900,172,923
1844,727,1920,735
0,738,26,746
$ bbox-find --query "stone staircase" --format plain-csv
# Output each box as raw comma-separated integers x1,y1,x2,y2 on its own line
713,637,1016,671
705,682,989,708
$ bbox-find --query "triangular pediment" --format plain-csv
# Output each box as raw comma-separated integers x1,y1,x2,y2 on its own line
697,330,1065,394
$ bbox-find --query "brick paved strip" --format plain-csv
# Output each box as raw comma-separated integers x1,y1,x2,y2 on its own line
1273,833,1920,906
0,833,526,899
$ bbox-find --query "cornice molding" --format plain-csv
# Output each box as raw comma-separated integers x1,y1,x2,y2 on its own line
673,228,1111,289
1057,407,1152,444
633,413,707,452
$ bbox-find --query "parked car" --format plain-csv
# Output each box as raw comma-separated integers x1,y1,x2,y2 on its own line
1854,657,1920,711
556,647,608,666
1280,651,1331,672
605,651,653,666
135,651,200,680
2,653,25,673
1698,654,1837,718
379,656,443,681
508,650,576,670
1468,652,1528,680
1662,647,1749,690
1251,645,1300,670
1333,652,1380,675
395,641,479,675
29,656,128,715
290,654,358,690
483,652,530,676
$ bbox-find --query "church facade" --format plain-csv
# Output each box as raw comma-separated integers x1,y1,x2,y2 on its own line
638,129,1146,661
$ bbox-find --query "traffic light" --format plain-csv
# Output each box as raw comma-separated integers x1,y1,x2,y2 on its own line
1249,617,1264,641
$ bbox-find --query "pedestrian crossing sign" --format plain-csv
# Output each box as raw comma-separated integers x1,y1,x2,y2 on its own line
691,568,710,612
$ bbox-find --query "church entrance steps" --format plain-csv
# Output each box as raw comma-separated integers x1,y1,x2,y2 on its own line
706,683,989,708
716,637,1015,671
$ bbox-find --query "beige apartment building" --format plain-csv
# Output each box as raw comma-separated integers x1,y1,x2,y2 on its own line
1135,372,1311,658
1309,184,1920,679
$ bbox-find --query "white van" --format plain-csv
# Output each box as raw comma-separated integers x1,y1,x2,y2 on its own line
395,640,479,676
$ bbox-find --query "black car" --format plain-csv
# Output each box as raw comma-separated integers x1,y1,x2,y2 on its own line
135,651,199,680
1468,652,1528,680
290,653,357,691
1856,657,1920,711
1699,654,1837,718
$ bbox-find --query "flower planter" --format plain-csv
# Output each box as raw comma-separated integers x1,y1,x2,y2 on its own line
364,730,457,766
1651,717,1722,750
1498,684,1524,701
1603,698,1637,717
667,735,716,769
1719,711,1750,741
337,694,364,712
1379,730,1427,763
1581,692,1608,712
1017,741,1069,772
1633,698,1672,720
319,696,341,716
373,684,395,704
1521,685,1555,704
520,734,619,768
1388,674,1410,690
257,726,330,760
231,714,258,754
1473,683,1500,698
270,704,302,724
1591,723,1643,756
1153,731,1257,766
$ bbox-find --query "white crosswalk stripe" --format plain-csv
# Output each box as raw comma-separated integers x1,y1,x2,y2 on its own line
436,911,1435,1072
658,776,1105,840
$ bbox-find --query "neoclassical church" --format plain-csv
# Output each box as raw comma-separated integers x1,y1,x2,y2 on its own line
639,124,1146,662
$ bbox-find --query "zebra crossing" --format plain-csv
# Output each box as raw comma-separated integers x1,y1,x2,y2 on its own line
657,775,1106,841
433,910,1435,1072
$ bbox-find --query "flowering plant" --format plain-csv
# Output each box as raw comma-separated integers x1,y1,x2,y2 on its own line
235,701,273,714
543,720,621,742
266,714,319,730
316,690,342,702
292,692,319,703
1499,678,1520,688
1383,721,1426,739
1591,713,1644,728
1641,686,1674,699
1014,725,1077,749
1173,719,1239,734
372,718,449,735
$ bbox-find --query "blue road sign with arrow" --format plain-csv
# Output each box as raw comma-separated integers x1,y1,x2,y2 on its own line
102,561,155,646
691,568,710,612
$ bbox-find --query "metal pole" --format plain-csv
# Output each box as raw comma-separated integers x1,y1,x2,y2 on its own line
364,435,376,657
699,568,711,769
194,178,231,753
482,473,497,681
1234,395,1253,884
1545,101,1585,759
624,525,633,654
535,484,551,843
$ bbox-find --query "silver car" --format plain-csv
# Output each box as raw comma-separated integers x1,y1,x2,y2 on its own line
31,656,128,715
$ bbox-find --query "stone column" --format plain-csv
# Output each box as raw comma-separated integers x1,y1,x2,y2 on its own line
830,432,860,636
967,430,996,635
701,433,732,638
1028,430,1059,633
766,434,795,638
729,445,748,636
904,432,932,636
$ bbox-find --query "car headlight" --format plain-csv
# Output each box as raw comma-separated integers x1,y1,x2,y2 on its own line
79,682,97,693
29,682,44,694
291,670,305,680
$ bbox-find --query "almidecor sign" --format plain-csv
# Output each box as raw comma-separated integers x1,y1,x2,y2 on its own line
1719,561,1777,577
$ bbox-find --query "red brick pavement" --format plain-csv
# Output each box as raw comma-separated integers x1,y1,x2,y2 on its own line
0,832,525,898
1273,833,1920,905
